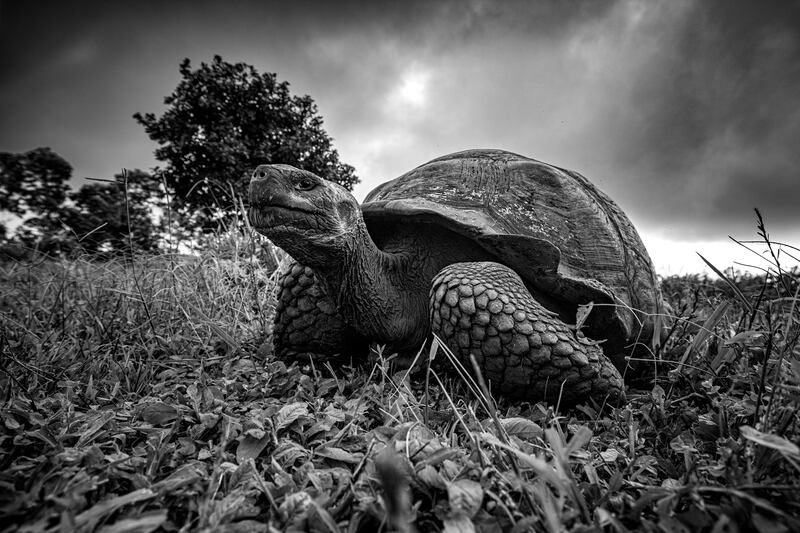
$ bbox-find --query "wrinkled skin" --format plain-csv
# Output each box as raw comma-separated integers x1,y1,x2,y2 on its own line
249,165,362,265
249,165,428,350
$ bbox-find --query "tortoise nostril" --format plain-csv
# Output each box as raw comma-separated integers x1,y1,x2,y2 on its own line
257,170,265,178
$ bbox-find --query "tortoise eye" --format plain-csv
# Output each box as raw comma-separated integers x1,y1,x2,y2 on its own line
295,177,316,191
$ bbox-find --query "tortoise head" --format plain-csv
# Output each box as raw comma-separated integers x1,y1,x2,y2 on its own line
249,164,363,265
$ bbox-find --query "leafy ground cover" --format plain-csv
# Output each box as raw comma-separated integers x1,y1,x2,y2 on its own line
1,230,798,532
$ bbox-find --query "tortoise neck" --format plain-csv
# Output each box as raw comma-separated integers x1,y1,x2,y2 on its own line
313,222,421,349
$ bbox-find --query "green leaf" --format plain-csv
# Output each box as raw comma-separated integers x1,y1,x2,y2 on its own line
442,513,475,533
447,479,483,518
97,511,167,533
740,425,800,456
275,402,309,430
314,446,363,464
75,489,156,530
139,402,178,426
498,417,543,441
237,433,272,464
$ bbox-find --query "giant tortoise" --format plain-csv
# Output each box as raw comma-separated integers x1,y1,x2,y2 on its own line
248,149,667,405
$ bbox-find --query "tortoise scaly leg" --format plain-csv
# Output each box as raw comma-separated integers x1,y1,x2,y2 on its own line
274,260,369,362
429,262,625,406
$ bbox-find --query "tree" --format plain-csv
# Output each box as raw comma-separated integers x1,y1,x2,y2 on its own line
10,169,161,257
134,56,358,229
0,148,161,256
0,147,72,219
60,169,161,255
1,147,73,255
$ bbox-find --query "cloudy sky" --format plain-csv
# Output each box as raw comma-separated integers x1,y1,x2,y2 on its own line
1,0,798,274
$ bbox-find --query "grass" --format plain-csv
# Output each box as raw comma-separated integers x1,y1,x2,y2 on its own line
1,227,799,532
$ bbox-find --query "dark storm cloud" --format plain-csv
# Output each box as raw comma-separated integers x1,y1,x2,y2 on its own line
0,0,798,270
407,0,800,240
602,0,800,237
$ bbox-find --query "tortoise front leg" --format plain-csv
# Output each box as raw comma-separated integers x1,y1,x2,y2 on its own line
273,260,369,362
429,262,625,406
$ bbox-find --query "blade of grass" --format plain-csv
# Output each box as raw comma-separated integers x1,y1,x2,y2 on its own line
697,252,753,312
676,300,730,373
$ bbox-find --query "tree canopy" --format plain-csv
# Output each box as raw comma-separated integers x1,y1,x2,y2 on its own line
1,147,160,256
134,56,358,228
2,57,356,255
0,147,72,218
60,169,161,255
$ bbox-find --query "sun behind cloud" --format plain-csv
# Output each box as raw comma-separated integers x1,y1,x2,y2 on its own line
395,68,430,107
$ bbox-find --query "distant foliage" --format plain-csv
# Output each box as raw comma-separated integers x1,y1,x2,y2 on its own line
0,147,71,218
134,56,358,230
1,147,161,257
59,170,162,255
662,268,799,309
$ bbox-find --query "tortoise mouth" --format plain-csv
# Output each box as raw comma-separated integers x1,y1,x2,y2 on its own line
250,202,317,215
248,205,320,233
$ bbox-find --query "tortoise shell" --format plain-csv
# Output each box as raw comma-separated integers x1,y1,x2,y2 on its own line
361,149,666,362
